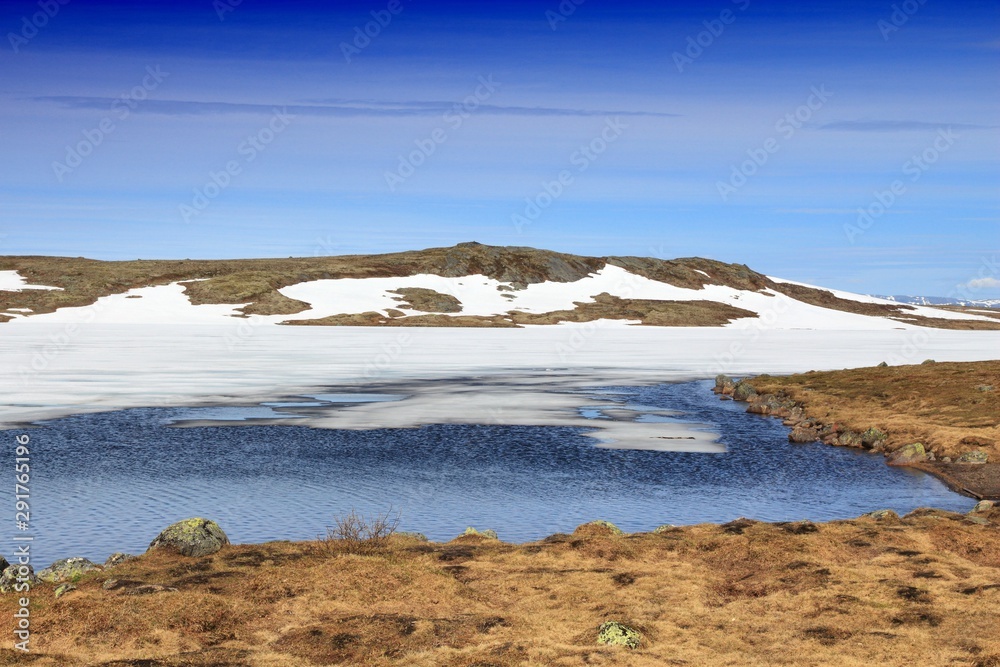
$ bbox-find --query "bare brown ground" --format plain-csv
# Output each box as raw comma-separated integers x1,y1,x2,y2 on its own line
2,512,999,666
286,296,758,328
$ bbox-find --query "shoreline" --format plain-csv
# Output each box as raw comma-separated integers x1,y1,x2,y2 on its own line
716,362,1000,500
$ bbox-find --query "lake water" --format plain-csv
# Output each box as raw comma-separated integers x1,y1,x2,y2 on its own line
21,380,971,565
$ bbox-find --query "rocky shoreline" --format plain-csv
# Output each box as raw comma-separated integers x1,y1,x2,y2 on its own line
713,373,1000,500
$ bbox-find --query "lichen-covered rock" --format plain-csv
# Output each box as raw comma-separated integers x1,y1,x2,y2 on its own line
837,431,864,448
462,527,498,540
955,450,988,464
37,557,101,583
861,509,899,520
54,583,77,598
733,381,757,402
653,524,677,534
886,443,926,465
971,500,996,513
576,520,625,536
0,564,36,593
105,553,137,568
861,427,888,450
597,621,642,649
147,518,229,557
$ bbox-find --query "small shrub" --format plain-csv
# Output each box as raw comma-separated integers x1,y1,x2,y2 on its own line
319,507,400,555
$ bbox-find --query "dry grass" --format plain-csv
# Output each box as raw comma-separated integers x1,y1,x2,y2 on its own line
318,508,401,556
3,510,999,666
746,361,1000,461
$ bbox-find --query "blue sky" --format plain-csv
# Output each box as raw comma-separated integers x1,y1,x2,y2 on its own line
0,0,997,297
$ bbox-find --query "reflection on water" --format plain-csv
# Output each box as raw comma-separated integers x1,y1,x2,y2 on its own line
26,380,972,564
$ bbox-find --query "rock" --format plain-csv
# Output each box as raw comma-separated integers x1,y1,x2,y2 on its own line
0,564,36,593
955,450,989,465
747,393,785,415
837,431,863,448
37,557,101,583
965,516,991,526
921,359,936,364
886,443,927,466
147,517,229,557
861,427,888,450
977,385,994,392
653,524,677,534
462,527,498,540
102,578,143,591
105,553,137,568
714,374,736,394
733,381,757,402
877,361,889,367
54,583,77,598
576,520,624,536
971,500,996,513
942,456,952,463
861,509,899,520
597,621,642,649
396,531,429,542
789,425,821,443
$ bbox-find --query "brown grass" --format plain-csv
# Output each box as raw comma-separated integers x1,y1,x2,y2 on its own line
4,510,999,666
746,361,1000,461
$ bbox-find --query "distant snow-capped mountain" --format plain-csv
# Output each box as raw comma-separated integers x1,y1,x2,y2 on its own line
873,295,1000,309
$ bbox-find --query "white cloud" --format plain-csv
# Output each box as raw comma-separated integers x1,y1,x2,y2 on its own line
965,277,1000,290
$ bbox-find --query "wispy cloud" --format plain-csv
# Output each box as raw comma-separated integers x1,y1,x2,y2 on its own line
813,120,996,132
33,96,680,119
965,277,1000,290
775,208,911,215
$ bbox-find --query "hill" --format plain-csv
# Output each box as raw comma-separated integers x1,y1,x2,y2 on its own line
1,243,998,330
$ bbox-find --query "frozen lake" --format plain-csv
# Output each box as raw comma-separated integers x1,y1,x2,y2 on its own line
20,380,974,565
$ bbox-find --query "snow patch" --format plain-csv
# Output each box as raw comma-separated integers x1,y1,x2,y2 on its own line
0,270,62,292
